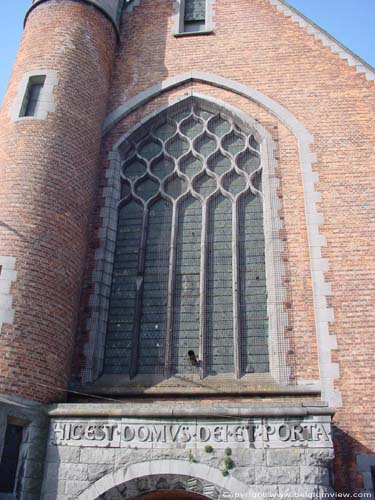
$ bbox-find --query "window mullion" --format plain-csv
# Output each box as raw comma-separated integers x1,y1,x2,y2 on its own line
129,207,148,379
232,199,241,379
199,200,208,378
164,201,178,378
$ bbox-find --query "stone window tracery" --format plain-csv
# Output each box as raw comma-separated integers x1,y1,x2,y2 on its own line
104,100,272,379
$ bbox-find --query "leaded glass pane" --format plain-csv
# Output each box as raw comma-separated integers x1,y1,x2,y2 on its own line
104,97,269,379
206,195,234,374
238,194,269,374
172,196,202,374
184,0,206,21
138,199,172,374
104,201,143,373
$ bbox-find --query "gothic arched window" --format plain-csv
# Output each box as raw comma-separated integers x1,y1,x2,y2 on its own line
103,98,275,382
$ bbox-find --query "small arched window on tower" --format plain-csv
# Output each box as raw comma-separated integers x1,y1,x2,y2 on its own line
101,97,293,391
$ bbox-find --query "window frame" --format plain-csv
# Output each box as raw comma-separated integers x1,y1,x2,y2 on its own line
103,105,269,379
173,0,215,37
81,94,293,391
9,70,58,122
19,75,46,118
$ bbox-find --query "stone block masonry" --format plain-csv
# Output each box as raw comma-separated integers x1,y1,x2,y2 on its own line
41,405,335,499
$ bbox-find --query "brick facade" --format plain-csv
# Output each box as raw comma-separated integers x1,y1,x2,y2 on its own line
0,1,116,402
0,0,374,496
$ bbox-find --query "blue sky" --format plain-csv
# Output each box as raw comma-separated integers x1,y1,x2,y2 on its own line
0,0,374,105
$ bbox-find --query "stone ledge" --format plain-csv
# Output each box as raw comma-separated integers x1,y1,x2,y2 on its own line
48,401,334,418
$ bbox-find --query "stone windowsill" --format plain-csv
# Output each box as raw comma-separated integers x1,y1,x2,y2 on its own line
70,373,321,398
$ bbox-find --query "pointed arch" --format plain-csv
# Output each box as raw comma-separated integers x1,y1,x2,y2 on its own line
83,87,340,408
83,93,293,390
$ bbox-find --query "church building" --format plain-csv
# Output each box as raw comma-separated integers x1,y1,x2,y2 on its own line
0,0,374,498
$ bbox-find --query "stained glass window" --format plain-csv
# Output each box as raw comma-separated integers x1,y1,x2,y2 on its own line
104,99,269,379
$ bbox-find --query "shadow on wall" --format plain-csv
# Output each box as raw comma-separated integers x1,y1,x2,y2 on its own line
333,426,374,494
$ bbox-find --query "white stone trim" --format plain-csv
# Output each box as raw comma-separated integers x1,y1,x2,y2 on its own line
100,71,339,406
357,454,375,499
268,0,375,83
9,69,58,122
0,257,17,333
77,459,249,500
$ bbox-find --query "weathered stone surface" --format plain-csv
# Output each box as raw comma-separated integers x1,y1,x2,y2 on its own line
46,445,81,463
278,484,320,498
43,461,61,480
80,447,116,464
60,463,88,481
300,466,331,486
267,448,302,466
87,463,114,482
233,466,256,485
21,476,45,497
65,480,91,497
255,465,299,484
40,415,334,498
303,449,335,466
115,448,151,466
44,496,71,500
26,437,48,461
20,493,40,500
250,486,279,498
236,448,266,466
42,475,66,496
24,459,45,478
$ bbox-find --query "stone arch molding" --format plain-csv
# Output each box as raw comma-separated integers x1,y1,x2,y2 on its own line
76,460,248,500
88,71,340,407
85,91,291,387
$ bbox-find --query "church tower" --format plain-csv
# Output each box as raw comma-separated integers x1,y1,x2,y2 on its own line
0,4,118,494
0,0,119,403
0,1,374,498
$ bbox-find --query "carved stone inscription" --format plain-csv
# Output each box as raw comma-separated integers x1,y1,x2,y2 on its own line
51,418,332,449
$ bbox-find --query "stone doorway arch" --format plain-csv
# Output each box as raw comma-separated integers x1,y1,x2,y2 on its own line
76,459,249,500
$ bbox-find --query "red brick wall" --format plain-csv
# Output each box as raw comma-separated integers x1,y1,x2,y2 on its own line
0,0,116,403
76,0,375,491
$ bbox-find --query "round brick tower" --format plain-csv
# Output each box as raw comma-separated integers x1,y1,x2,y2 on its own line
0,0,119,403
